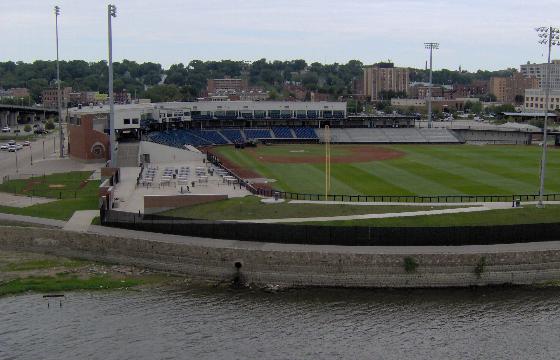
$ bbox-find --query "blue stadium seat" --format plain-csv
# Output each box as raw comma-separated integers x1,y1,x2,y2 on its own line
272,127,293,138
221,129,244,143
294,127,318,139
244,129,272,139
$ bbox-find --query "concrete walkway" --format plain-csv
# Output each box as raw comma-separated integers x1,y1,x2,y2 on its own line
0,212,65,228
0,192,54,208
228,205,502,223
63,210,99,233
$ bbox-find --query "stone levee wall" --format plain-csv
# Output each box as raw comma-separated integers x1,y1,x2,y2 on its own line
2,225,560,288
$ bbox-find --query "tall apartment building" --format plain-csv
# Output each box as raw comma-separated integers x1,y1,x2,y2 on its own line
520,60,560,89
489,73,538,104
363,63,409,101
41,87,72,108
207,77,249,94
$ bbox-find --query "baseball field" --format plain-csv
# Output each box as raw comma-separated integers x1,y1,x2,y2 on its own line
211,144,560,196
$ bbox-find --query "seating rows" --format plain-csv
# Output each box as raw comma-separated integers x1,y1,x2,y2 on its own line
148,127,321,148
220,129,244,143
244,129,272,139
272,127,293,138
316,128,461,143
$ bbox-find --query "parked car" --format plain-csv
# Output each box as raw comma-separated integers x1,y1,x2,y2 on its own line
22,141,30,147
1,127,10,133
7,140,16,145
16,144,23,150
8,145,16,152
0,144,8,151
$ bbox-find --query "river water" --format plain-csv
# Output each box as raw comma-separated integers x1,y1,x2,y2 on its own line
2,286,560,359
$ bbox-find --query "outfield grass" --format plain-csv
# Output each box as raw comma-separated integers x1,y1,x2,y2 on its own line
159,196,461,220
304,205,560,227
0,171,100,220
213,144,560,196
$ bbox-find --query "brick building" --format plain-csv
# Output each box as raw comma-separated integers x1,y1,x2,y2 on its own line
489,73,538,104
363,63,409,101
42,87,72,108
68,114,110,161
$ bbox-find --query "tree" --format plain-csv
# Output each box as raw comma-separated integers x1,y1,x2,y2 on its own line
45,120,55,130
23,124,31,133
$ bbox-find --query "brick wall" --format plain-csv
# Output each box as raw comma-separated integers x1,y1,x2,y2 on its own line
68,114,110,161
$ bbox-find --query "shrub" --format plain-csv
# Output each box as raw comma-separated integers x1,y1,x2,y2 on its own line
474,256,486,278
403,257,419,273
23,124,31,133
45,121,55,130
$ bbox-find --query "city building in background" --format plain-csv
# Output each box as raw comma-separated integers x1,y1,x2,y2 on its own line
524,88,560,111
520,60,560,89
489,73,538,104
42,86,72,108
363,63,409,101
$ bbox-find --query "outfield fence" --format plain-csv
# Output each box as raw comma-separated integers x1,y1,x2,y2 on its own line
100,209,560,246
252,189,560,204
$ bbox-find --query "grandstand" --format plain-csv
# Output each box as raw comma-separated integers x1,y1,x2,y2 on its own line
316,128,461,144
244,128,272,140
272,127,294,139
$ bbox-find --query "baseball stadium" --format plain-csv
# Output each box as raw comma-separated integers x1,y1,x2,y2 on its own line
69,100,557,235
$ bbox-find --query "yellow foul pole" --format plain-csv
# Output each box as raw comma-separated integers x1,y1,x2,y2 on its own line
325,125,331,200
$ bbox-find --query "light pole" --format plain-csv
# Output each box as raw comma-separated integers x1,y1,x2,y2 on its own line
424,42,439,129
108,4,117,167
536,26,560,208
54,6,64,158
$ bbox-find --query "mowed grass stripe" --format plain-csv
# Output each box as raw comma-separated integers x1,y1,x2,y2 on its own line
354,161,462,195
325,163,412,195
400,150,539,194
397,145,558,188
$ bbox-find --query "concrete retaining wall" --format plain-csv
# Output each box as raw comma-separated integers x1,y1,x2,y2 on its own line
2,225,560,288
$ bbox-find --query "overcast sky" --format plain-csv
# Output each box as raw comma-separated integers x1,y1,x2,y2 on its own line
2,0,559,71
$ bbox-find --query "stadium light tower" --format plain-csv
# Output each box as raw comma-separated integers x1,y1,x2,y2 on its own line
54,6,64,158
108,4,117,166
424,42,439,129
536,26,560,208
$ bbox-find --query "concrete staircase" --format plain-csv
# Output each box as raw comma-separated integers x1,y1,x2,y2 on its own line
117,141,139,167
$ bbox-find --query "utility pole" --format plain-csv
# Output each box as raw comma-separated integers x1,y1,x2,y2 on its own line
54,6,64,158
108,4,118,167
424,42,439,129
535,26,559,207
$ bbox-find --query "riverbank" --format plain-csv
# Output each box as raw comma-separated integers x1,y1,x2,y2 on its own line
4,222,560,288
0,250,187,297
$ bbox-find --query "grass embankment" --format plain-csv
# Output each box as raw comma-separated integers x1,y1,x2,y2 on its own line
305,205,560,227
212,144,560,196
0,171,99,220
0,251,178,297
159,195,460,220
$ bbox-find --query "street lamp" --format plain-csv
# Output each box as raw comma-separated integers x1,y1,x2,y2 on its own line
54,5,64,158
535,26,560,208
108,4,117,167
424,42,439,129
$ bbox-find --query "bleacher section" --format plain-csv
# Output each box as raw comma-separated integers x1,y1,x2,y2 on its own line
244,128,272,139
272,127,294,139
191,130,228,145
147,127,462,149
294,127,318,139
317,128,461,144
148,130,212,148
220,129,244,143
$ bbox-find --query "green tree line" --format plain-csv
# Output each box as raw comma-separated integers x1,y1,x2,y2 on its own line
0,59,516,103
